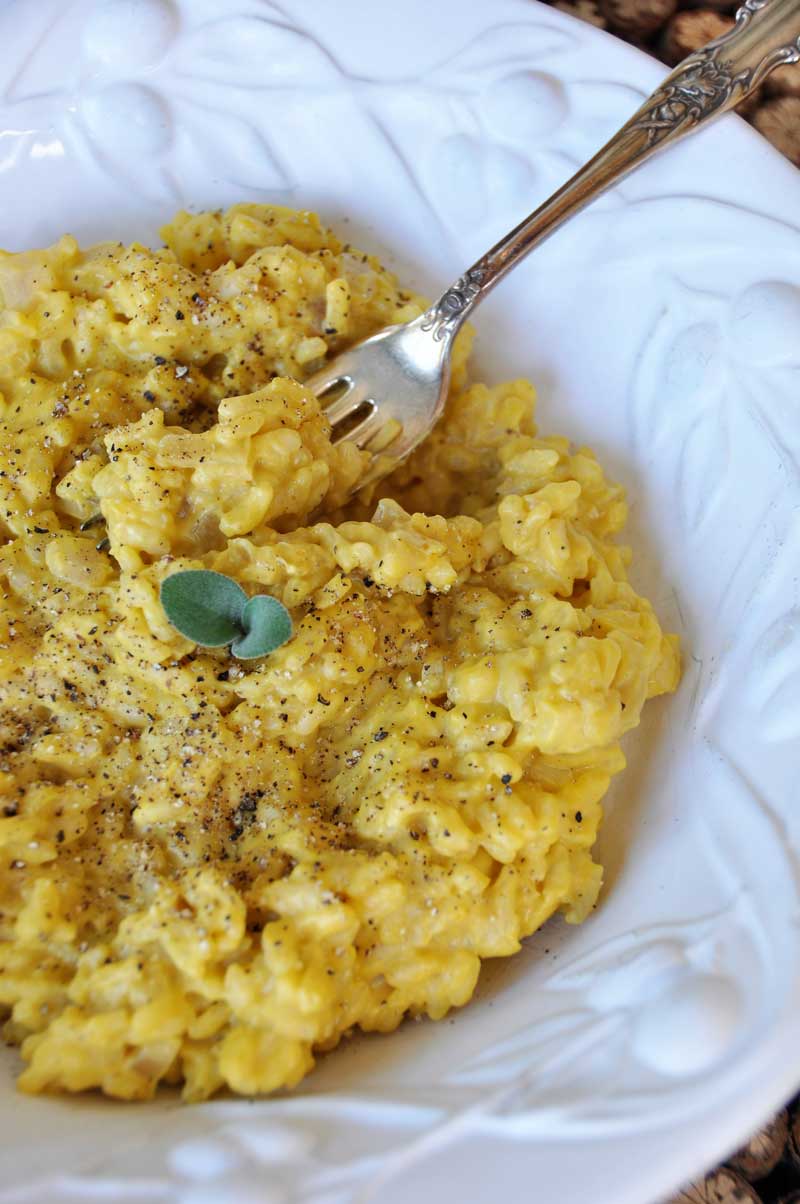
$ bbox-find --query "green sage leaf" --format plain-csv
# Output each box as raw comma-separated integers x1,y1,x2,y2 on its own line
160,569,247,647
231,594,293,660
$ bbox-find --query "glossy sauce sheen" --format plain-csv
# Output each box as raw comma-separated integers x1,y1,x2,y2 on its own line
0,205,679,1100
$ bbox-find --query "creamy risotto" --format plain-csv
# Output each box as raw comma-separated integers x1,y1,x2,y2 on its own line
0,204,679,1100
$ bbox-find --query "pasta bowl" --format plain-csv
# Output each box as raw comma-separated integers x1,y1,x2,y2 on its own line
0,1,799,1201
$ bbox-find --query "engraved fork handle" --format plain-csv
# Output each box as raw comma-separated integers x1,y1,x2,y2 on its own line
422,0,800,339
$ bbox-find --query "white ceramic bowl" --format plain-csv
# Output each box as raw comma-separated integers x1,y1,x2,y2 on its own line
1,2,799,1202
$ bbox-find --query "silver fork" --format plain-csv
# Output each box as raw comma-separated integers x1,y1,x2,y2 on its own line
309,0,800,472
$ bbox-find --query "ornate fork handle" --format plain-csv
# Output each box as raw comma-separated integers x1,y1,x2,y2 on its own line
636,0,800,143
421,0,800,340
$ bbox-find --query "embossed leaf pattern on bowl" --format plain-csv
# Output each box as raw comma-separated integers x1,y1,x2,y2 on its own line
707,597,800,794
0,1,648,228
9,903,768,1204
629,273,800,537
748,610,800,744
416,25,650,232
454,903,756,1098
0,0,295,200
